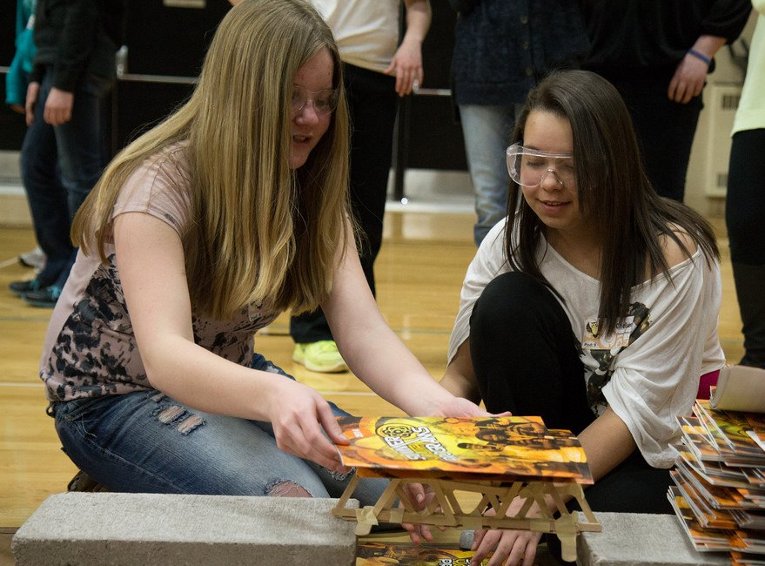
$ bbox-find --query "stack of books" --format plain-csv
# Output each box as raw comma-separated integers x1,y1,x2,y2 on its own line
671,398,765,565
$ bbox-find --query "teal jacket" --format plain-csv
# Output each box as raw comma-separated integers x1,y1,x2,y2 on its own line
5,0,37,108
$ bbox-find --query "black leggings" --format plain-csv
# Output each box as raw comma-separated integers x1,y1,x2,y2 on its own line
727,129,765,265
469,272,672,514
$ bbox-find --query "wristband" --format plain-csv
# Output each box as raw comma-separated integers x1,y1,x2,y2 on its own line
687,48,711,66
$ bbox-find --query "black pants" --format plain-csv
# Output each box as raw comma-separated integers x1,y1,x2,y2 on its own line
726,129,765,367
470,272,673,514
589,70,703,202
727,129,765,265
291,63,398,342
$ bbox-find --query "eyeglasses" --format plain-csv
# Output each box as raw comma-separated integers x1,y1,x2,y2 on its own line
506,143,576,188
291,85,339,116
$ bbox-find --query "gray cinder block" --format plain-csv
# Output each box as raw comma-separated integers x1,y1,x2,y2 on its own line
12,493,358,565
577,512,729,566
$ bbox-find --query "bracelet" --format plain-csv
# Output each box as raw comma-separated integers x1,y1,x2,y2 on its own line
687,48,711,66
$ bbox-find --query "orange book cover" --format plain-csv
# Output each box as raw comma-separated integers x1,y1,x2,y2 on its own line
335,415,593,484
695,401,765,460
667,486,740,552
356,542,487,565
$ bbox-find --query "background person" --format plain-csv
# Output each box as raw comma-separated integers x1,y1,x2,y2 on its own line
8,0,125,307
5,0,46,271
449,0,589,245
582,0,751,202
290,0,432,373
6,0,36,114
726,0,765,369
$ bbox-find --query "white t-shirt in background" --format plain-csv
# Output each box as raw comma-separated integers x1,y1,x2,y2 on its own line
310,0,400,73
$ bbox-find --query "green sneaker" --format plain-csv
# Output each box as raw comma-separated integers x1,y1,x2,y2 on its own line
292,340,348,373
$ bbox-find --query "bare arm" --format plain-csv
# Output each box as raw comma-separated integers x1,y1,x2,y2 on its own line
385,0,431,96
578,407,636,480
440,339,482,404
322,230,484,418
114,212,348,471
443,337,635,478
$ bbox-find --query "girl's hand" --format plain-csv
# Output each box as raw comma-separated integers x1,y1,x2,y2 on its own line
470,501,543,566
384,38,423,96
24,81,39,126
401,482,437,544
668,51,708,104
424,396,487,418
266,379,349,472
43,87,74,126
431,396,511,419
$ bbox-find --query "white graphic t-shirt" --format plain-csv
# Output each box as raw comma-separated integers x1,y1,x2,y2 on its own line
448,218,725,468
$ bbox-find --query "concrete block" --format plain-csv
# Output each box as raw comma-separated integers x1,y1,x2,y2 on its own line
12,493,358,565
577,512,729,566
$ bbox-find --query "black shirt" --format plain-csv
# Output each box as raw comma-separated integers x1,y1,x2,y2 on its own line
31,0,126,91
582,0,751,78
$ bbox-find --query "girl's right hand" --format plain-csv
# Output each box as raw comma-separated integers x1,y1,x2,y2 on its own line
471,525,542,566
470,502,543,566
265,378,349,472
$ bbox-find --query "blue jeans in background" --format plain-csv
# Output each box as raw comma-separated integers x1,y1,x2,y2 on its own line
459,104,519,246
21,67,113,290
52,354,387,504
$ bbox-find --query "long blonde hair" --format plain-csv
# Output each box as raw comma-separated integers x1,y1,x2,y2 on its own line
73,0,351,319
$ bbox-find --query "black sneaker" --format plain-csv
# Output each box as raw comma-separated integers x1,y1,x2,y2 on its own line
9,278,43,296
23,285,62,308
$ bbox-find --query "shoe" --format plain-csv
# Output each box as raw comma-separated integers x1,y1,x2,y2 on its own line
9,278,44,296
18,247,46,270
23,285,62,308
68,469,109,493
292,340,348,373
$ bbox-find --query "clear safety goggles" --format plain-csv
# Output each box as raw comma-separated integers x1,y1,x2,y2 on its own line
291,85,339,116
505,143,576,188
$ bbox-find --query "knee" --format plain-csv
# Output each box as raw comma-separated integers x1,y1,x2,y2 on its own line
20,153,52,186
471,271,553,336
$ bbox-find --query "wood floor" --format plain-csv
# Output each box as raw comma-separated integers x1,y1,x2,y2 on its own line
0,209,745,561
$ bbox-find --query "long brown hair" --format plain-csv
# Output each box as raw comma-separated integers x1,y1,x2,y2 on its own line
73,0,351,319
505,70,718,334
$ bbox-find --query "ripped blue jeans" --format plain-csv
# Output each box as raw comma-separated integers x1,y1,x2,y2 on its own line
52,354,387,504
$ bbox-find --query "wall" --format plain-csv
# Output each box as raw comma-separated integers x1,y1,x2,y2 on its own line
0,4,758,226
